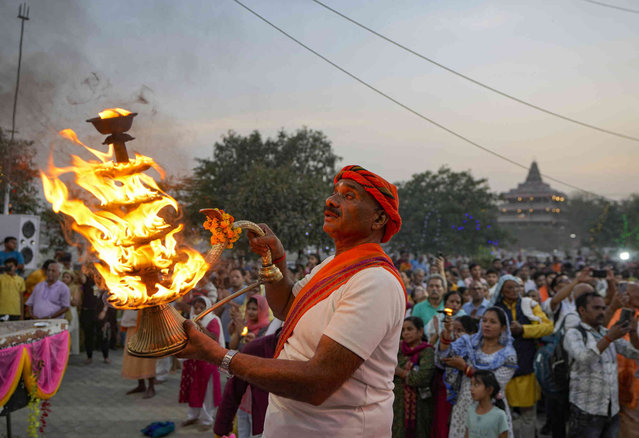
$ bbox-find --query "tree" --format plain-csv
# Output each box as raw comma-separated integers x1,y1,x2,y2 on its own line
182,128,341,252
616,195,639,250
565,194,639,251
0,128,40,214
392,167,505,255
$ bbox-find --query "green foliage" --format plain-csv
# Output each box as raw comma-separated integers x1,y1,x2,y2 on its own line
181,128,340,252
569,194,639,250
392,167,505,255
0,128,41,214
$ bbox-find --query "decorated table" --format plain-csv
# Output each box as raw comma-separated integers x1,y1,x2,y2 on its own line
0,320,70,437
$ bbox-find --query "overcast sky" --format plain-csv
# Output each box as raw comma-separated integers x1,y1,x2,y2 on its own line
1,0,638,199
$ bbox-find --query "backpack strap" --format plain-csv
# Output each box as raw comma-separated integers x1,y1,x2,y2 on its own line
575,324,588,344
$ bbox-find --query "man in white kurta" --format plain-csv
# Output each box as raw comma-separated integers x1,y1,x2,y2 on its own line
178,165,405,437
264,256,405,436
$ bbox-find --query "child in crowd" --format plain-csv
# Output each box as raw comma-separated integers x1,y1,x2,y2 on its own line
466,370,509,438
179,296,224,431
453,315,480,339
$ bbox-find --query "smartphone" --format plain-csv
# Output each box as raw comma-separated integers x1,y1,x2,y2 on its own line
619,308,634,325
591,269,607,278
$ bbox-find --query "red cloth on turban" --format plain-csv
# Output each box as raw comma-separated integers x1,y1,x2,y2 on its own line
334,165,401,243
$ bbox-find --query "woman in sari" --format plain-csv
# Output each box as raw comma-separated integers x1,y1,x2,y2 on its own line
426,290,466,345
179,295,224,430
437,306,517,438
490,275,553,438
392,316,435,438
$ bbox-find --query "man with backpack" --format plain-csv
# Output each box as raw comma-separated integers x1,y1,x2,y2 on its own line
563,291,639,438
536,274,594,438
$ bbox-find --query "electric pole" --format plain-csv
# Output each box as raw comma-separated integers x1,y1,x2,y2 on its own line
4,3,30,215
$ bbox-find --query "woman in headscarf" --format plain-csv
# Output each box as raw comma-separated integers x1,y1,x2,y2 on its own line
392,316,435,438
437,306,518,438
229,294,271,349
490,275,553,438
179,295,224,431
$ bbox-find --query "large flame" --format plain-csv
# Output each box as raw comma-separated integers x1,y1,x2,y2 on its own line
41,127,208,309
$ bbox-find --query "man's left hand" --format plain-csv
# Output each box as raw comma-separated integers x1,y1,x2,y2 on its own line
175,320,225,363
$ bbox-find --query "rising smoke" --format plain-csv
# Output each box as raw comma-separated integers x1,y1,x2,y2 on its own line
0,0,193,178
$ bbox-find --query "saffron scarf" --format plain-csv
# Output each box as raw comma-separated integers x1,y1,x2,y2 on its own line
274,243,405,358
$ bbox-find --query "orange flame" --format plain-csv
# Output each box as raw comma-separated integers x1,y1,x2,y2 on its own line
41,128,208,309
98,108,132,119
241,326,248,336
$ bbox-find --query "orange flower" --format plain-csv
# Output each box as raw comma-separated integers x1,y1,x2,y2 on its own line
203,209,242,249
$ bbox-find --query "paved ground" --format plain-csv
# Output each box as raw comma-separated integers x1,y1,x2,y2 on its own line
2,349,217,438
2,348,551,438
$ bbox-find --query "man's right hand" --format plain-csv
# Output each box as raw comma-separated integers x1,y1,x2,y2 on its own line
176,320,225,363
576,268,593,284
247,224,286,261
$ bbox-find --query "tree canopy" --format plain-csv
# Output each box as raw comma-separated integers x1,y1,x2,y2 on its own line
0,128,40,214
392,167,505,255
567,194,639,251
181,128,341,252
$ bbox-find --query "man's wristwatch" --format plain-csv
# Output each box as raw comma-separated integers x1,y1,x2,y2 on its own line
220,349,239,376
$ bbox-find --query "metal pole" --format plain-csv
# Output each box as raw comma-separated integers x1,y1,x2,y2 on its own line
4,3,30,215
6,412,12,438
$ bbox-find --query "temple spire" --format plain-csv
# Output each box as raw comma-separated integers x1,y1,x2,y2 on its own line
525,161,542,183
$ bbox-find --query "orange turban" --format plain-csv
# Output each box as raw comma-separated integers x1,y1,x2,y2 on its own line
334,165,401,243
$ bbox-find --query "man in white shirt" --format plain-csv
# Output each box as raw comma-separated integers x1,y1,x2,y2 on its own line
178,165,406,437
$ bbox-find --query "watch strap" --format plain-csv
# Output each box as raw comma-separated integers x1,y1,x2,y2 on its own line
220,349,239,376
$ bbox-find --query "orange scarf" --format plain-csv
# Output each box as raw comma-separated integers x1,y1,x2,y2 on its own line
274,243,405,358
608,307,639,409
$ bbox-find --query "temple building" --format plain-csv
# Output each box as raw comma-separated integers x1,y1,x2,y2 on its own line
498,161,569,250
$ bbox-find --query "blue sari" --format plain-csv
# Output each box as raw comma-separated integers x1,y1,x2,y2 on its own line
438,306,518,403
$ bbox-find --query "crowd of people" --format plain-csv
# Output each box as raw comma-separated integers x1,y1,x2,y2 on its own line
2,162,639,438
393,252,639,438
3,240,637,438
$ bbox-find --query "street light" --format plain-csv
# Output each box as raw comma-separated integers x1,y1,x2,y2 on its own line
619,251,630,261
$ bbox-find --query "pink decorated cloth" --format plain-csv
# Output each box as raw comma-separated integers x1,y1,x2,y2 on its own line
0,330,70,406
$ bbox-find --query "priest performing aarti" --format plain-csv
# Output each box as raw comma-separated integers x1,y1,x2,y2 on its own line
179,165,407,437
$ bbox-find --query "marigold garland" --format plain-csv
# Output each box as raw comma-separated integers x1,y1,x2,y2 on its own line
203,209,242,249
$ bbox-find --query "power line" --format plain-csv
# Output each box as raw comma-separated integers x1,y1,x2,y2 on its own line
310,0,639,143
580,0,639,14
230,0,610,200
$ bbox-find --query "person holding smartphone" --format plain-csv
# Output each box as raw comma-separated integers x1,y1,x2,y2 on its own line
564,291,639,438
606,282,639,438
